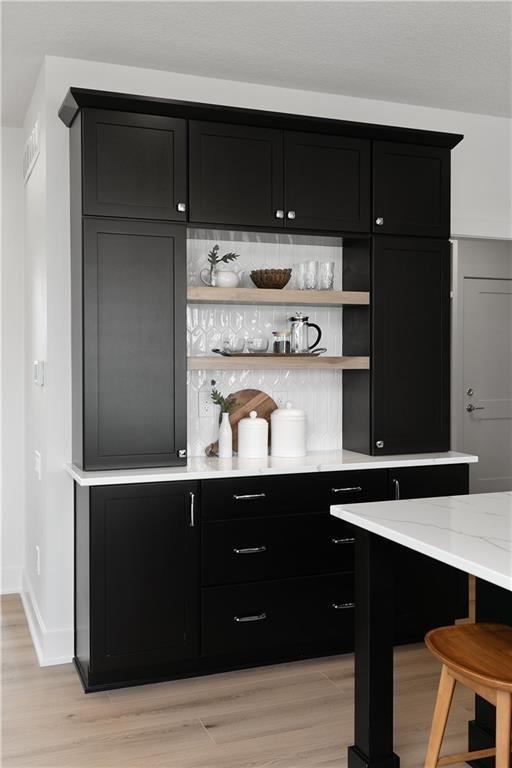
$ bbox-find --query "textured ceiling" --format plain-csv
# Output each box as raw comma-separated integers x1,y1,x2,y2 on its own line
2,1,511,126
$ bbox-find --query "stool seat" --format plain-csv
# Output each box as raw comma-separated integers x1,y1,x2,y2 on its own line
425,623,512,692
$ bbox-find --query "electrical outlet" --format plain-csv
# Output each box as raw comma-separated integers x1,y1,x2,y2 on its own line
35,545,41,576
34,450,41,480
198,390,212,418
273,391,288,408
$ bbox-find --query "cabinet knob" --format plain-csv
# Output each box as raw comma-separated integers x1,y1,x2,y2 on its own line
375,217,384,226
375,440,384,449
287,210,296,220
275,210,284,219
177,202,187,213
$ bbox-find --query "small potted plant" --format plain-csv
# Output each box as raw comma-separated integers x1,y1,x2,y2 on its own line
200,245,240,287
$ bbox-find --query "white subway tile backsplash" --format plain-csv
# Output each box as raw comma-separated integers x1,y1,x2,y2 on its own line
186,229,345,457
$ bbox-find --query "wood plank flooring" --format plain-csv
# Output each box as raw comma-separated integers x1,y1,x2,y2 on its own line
1,594,474,767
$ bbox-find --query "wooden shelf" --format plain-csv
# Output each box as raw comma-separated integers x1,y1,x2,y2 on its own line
187,287,369,306
187,356,369,371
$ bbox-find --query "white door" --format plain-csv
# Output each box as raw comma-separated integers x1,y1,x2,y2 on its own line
462,278,512,492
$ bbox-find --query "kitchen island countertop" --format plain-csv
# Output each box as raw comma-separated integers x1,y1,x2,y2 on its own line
331,490,511,591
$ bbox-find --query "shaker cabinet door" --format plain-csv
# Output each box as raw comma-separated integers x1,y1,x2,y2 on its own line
82,109,187,220
371,236,450,454
189,121,284,227
284,132,370,232
82,218,187,469
90,482,199,673
373,141,450,237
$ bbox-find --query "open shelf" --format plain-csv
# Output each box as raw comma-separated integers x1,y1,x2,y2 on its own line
187,356,369,371
187,287,369,306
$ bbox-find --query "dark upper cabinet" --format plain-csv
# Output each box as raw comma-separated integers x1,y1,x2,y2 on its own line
79,218,187,470
82,109,187,220
371,236,450,454
189,121,283,227
89,482,199,674
284,132,370,232
372,141,450,237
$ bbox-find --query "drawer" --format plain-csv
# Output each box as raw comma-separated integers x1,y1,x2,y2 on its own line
202,573,354,657
202,513,355,586
201,469,387,521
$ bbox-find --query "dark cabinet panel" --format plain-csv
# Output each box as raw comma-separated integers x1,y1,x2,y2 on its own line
81,218,186,469
284,132,370,232
189,121,283,227
371,236,450,454
201,469,388,521
390,465,470,643
89,482,199,673
373,141,450,237
203,513,355,586
202,573,354,657
82,109,187,220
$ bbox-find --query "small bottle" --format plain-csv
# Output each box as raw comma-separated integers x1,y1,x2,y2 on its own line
218,412,233,458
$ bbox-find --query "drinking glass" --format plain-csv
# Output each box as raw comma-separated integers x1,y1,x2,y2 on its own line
303,261,318,290
318,262,335,290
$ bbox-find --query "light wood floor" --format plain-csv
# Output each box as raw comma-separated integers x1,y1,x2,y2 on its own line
1,594,475,768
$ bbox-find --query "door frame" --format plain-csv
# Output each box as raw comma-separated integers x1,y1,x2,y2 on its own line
450,238,512,480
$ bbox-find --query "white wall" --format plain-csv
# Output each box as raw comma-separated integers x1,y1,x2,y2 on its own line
17,54,512,664
1,126,25,594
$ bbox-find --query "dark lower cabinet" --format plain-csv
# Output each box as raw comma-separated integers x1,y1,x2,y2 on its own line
77,218,187,470
202,573,355,657
75,482,199,689
74,464,470,691
373,140,450,237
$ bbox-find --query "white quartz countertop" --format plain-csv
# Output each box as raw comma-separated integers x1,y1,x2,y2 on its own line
331,491,512,591
66,450,477,487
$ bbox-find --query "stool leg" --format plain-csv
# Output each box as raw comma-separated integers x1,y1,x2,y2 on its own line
495,690,511,768
424,665,456,768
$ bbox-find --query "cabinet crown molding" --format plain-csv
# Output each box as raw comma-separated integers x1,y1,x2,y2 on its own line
58,87,463,149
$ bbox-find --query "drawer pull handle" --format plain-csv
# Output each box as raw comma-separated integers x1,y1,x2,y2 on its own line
233,546,267,555
331,537,356,545
331,486,362,494
233,493,267,501
234,612,267,623
331,602,355,610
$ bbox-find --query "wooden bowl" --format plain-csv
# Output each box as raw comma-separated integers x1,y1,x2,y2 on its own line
250,269,292,289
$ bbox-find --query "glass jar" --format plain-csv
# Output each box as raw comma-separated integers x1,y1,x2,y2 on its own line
272,330,291,354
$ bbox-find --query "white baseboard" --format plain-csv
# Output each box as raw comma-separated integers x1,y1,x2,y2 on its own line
20,571,73,666
1,566,22,594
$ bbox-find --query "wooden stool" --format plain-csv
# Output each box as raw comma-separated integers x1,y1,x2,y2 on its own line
424,623,512,768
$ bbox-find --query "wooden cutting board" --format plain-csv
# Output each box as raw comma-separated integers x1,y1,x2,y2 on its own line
205,388,277,457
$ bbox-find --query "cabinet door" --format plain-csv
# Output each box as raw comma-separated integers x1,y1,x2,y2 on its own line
371,236,450,454
284,132,370,232
373,141,450,237
390,465,469,643
83,218,186,469
90,482,199,673
82,109,187,220
189,121,283,227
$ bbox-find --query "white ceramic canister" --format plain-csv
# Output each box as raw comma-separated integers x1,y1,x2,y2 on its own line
270,401,307,458
237,411,269,459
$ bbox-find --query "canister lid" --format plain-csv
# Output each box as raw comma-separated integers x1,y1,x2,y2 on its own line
239,410,268,429
271,401,305,420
